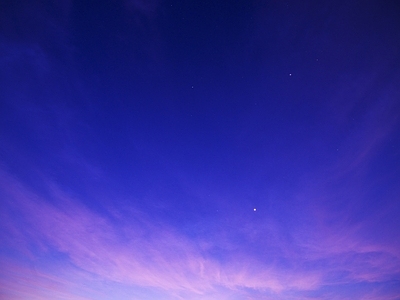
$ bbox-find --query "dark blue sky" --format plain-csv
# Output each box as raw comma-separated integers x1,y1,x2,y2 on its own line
1,1,400,299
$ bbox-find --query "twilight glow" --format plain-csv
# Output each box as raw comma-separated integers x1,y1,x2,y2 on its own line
1,1,400,299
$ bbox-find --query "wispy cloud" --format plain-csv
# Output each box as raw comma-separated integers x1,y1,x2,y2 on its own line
1,76,400,296
0,169,323,298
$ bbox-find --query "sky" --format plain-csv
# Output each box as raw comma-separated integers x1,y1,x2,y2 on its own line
1,0,400,299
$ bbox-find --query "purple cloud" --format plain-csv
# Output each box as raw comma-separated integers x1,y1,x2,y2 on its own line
2,158,399,300
0,169,326,298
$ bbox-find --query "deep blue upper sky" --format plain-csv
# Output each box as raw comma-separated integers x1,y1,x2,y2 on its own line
1,1,400,299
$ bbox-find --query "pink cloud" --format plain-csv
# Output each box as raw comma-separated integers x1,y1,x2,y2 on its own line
1,166,399,299
0,169,326,298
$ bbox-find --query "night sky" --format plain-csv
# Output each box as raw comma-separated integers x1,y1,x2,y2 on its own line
1,1,400,299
